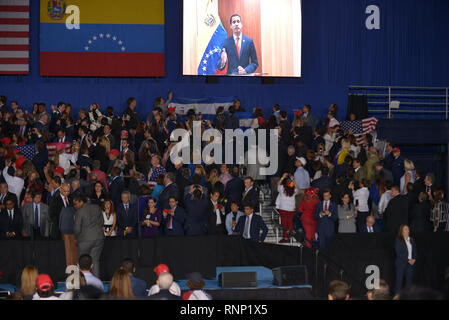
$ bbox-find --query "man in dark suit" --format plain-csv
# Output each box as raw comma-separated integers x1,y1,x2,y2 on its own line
54,128,71,143
116,192,138,238
358,215,381,233
412,168,426,197
374,161,394,183
0,182,18,210
32,141,49,181
383,142,395,171
184,186,209,236
224,167,244,211
162,196,185,236
108,168,125,209
121,259,147,298
234,204,268,243
216,14,258,75
311,167,333,199
0,198,23,239
302,104,319,130
314,189,338,250
241,176,260,213
157,173,180,212
384,186,409,234
22,192,50,239
17,117,30,141
73,194,105,278
391,148,404,186
49,182,71,239
207,189,226,235
409,192,432,234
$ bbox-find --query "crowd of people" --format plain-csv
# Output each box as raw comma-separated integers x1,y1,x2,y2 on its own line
0,93,448,299
7,256,210,300
5,256,447,300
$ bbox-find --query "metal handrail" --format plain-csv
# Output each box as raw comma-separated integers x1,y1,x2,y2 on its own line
271,207,364,298
349,85,449,119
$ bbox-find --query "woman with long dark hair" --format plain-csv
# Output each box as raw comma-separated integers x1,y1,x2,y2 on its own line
394,224,417,294
275,173,299,243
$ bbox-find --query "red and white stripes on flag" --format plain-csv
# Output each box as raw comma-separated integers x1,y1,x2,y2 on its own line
46,142,71,160
356,117,379,146
0,0,29,74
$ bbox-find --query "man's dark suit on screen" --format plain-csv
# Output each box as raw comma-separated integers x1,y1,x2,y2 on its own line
217,35,258,75
314,201,338,250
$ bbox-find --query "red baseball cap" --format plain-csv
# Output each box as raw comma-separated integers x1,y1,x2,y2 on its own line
36,274,54,292
14,156,27,170
13,149,21,154
0,137,11,145
52,166,65,174
108,149,119,157
153,264,170,276
121,130,129,136
392,147,401,153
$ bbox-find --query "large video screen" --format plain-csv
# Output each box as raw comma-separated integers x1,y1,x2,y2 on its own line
183,0,302,77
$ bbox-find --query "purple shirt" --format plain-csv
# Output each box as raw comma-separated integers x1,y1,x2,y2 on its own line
141,208,162,238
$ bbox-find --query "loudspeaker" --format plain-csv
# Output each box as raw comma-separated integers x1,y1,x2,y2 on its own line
272,265,308,286
218,272,258,288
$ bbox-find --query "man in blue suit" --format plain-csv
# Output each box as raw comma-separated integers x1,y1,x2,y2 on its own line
121,258,147,297
224,167,244,212
162,197,185,236
184,186,209,236
157,173,180,212
116,192,138,238
314,189,338,250
217,14,258,75
391,147,404,186
234,204,268,243
108,168,125,209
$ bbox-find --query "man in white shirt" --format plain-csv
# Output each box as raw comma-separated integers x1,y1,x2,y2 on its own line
2,159,25,202
78,254,104,292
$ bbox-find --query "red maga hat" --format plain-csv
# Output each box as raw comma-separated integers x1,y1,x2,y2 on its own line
153,264,170,276
36,274,54,292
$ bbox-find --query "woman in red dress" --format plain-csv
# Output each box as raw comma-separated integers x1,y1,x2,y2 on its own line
298,187,320,248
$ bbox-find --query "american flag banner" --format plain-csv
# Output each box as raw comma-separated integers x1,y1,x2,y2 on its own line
46,142,71,160
15,144,35,160
340,117,379,146
0,0,30,74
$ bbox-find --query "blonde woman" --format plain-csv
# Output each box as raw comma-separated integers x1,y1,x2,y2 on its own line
99,136,111,154
400,159,416,194
336,138,350,165
109,269,135,299
19,265,38,300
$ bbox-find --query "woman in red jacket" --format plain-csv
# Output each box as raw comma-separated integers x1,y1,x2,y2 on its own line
298,187,320,248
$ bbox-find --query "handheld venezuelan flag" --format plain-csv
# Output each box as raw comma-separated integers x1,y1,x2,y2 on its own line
40,0,165,77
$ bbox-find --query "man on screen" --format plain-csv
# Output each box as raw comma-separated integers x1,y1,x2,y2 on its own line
216,14,259,75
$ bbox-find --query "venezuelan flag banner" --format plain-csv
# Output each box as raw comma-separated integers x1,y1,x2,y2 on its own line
196,0,227,75
40,0,165,77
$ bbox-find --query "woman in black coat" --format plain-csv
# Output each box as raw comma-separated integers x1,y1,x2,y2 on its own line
394,224,417,295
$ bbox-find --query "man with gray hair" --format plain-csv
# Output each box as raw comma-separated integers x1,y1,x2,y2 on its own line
148,272,181,300
157,172,179,211
116,191,138,238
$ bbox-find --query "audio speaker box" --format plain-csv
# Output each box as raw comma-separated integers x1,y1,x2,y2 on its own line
218,272,258,288
272,265,309,286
